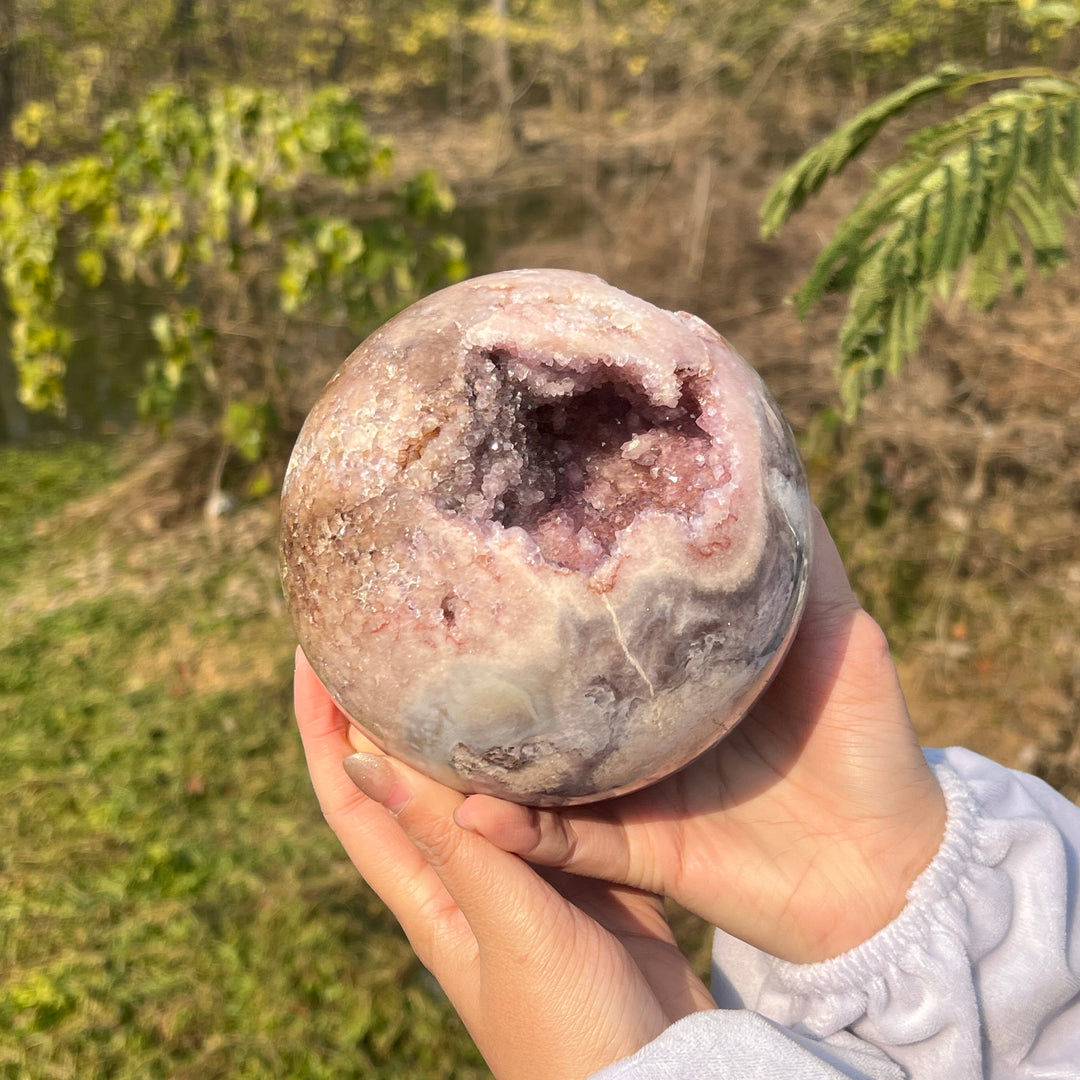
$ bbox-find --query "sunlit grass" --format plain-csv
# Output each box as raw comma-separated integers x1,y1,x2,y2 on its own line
0,441,489,1080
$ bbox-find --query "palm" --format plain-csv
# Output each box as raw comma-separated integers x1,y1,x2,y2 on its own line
426,858,714,1075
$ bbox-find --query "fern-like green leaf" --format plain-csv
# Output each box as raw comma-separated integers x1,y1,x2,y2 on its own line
1011,177,1068,268
760,65,968,239
910,192,931,279
1064,98,1080,171
969,214,1012,308
1005,220,1027,296
994,111,1027,215
791,154,942,315
763,67,1080,419
924,165,956,281
931,168,974,287
1036,102,1057,190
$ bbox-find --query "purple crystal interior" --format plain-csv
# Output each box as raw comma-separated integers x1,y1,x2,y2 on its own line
280,269,811,805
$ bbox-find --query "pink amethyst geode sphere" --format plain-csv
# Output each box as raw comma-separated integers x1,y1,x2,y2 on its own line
280,269,811,805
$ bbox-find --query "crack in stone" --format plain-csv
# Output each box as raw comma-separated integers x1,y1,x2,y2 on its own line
602,594,655,699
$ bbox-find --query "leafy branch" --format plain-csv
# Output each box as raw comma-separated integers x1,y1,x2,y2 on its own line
0,85,467,463
761,66,1080,418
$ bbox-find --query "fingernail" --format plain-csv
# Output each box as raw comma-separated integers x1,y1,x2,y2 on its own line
343,752,411,816
452,800,477,832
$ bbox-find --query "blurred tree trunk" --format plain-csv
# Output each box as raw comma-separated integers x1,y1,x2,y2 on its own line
169,0,199,77
328,16,355,82
490,0,513,114
0,0,28,442
0,0,13,144
0,303,24,442
581,0,604,112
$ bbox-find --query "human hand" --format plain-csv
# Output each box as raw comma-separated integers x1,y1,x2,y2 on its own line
454,509,948,964
294,651,716,1080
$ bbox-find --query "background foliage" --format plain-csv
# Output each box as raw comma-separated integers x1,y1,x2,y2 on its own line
1,81,465,474
4,0,1080,450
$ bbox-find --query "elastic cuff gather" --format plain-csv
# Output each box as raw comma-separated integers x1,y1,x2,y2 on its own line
760,759,990,995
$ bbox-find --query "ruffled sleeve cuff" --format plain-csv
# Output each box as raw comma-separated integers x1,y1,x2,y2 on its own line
710,746,1080,1077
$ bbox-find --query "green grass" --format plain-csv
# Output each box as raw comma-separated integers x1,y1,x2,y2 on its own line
0,442,120,595
0,441,489,1079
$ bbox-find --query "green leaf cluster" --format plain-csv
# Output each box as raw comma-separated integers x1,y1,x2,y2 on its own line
0,84,466,459
762,68,1080,418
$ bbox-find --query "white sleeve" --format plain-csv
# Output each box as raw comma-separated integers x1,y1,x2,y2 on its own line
591,747,1080,1079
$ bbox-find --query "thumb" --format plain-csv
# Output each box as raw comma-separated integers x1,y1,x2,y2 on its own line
797,506,862,642
452,795,646,892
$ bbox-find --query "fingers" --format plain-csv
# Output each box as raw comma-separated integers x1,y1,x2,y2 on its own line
343,751,574,960
294,647,371,824
754,507,871,724
294,651,583,960
294,649,469,959
454,795,649,892
780,509,907,716
541,873,717,1020
329,738,687,1074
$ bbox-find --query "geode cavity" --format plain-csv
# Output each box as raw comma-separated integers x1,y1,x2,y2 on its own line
281,269,811,805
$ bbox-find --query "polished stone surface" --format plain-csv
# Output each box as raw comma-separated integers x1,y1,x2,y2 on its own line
281,269,811,804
